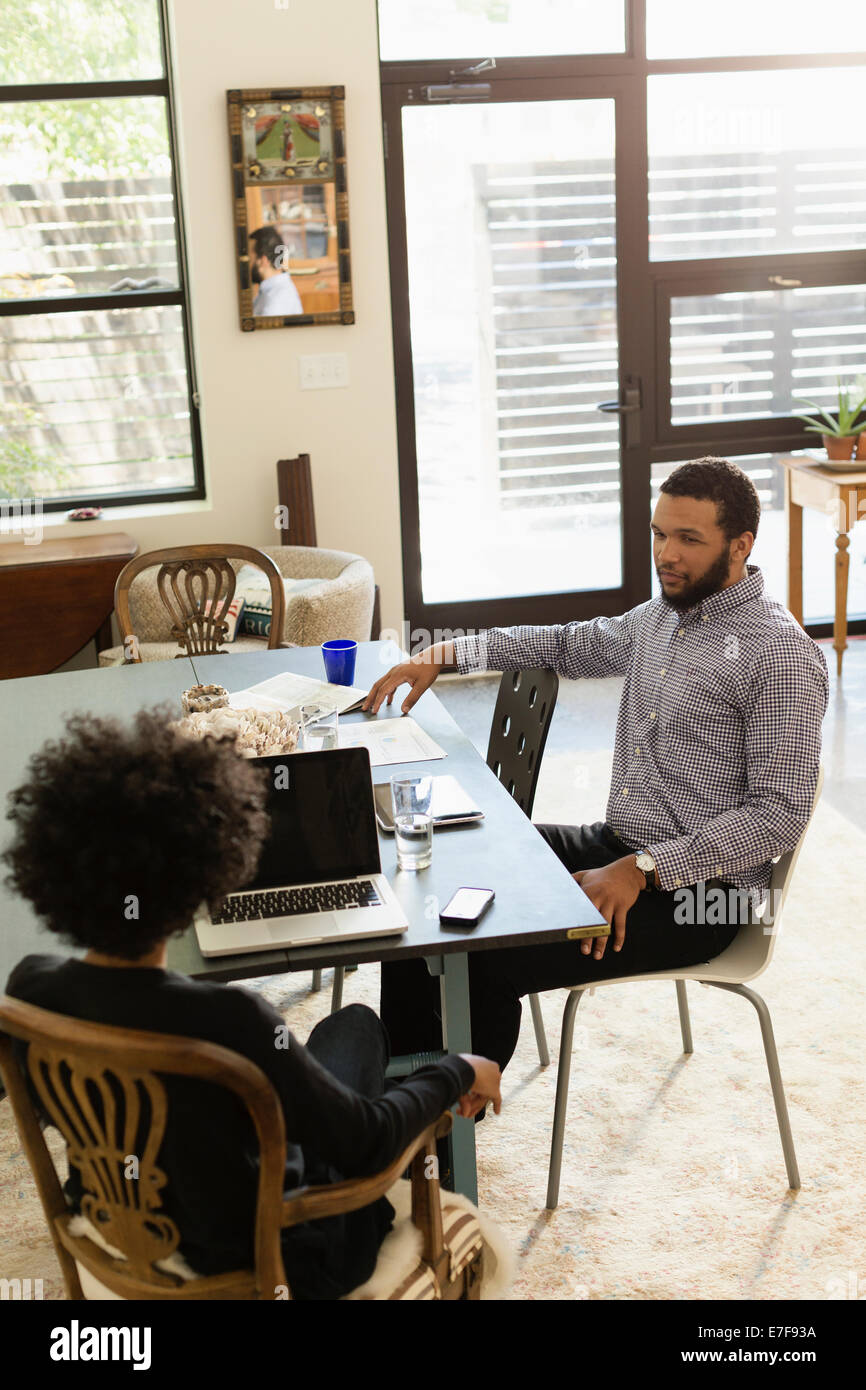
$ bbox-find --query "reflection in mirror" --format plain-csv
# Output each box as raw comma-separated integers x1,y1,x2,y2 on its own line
245,184,339,317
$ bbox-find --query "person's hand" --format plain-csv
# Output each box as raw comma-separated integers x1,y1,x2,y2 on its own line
572,855,644,960
455,1054,502,1119
362,650,444,715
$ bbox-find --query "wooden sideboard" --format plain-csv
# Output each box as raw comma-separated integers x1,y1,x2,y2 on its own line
0,531,138,678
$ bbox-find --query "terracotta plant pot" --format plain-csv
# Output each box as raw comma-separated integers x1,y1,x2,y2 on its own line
822,433,859,461
856,433,866,461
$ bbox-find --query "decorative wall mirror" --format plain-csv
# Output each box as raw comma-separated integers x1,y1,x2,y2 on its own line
226,86,354,330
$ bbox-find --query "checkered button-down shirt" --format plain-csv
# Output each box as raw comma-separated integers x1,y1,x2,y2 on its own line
451,564,828,901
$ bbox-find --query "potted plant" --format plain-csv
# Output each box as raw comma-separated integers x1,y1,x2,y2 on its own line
793,379,866,462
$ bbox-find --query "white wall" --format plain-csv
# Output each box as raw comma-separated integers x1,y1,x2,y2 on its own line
8,0,406,636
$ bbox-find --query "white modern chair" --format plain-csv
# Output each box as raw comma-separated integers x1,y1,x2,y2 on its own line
545,766,824,1209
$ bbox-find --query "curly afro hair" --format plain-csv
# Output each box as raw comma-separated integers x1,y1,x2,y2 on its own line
3,706,271,960
660,456,760,542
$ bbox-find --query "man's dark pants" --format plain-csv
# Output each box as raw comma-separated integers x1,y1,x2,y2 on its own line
380,821,741,1072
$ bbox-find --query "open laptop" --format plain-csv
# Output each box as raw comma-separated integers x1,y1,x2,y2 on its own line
194,747,408,958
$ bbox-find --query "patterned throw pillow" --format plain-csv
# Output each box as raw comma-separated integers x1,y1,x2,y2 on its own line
241,602,274,639
202,596,245,641
234,565,321,638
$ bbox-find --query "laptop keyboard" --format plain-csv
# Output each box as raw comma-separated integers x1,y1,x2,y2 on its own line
212,879,382,925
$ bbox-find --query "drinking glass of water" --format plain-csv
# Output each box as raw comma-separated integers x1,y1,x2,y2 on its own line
391,775,433,870
300,703,339,752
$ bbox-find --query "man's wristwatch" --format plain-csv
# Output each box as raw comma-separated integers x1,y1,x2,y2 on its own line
635,851,657,891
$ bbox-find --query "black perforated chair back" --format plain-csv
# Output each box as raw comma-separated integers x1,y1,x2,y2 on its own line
485,668,559,818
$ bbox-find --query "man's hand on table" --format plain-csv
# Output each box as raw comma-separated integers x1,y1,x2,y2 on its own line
361,641,455,715
572,855,645,960
455,1054,502,1119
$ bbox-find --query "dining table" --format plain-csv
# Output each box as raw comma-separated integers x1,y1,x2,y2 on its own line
0,639,605,1201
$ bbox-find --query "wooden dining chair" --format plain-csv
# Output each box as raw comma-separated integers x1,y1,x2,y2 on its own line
114,543,288,662
0,995,484,1301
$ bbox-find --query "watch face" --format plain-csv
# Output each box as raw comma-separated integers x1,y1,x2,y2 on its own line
636,853,655,886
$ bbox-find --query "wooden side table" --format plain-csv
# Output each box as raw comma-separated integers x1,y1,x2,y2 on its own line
0,531,138,679
778,455,866,676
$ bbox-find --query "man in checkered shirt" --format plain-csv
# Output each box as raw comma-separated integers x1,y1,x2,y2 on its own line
363,458,829,1072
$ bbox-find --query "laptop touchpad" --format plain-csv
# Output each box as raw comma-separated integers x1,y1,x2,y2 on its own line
266,915,341,941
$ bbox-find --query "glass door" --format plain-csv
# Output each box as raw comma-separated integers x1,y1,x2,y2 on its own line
384,78,647,635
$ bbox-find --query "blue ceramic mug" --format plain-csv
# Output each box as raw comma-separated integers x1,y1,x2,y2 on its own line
322,638,358,686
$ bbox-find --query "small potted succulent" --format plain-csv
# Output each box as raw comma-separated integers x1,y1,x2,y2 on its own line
793,379,866,463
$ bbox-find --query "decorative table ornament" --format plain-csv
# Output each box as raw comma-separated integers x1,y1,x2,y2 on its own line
172,705,300,758
181,684,230,715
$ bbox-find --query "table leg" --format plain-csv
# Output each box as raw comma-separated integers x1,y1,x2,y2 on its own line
427,952,478,1203
834,530,850,677
94,614,115,664
785,469,803,625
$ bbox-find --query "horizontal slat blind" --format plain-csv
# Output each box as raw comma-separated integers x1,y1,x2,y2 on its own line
0,176,178,295
1,305,194,499
650,149,866,261
482,160,620,514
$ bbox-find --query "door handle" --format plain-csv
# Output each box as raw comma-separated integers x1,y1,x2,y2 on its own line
597,376,642,446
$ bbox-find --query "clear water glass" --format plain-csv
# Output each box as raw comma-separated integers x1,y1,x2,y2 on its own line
391,775,433,870
300,702,339,752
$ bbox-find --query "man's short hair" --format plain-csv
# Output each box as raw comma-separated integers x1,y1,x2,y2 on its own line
660,456,760,541
249,225,286,268
3,708,270,960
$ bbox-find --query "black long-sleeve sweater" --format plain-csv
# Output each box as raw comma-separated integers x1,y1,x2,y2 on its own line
4,954,473,1297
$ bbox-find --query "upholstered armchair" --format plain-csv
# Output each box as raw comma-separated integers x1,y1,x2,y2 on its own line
98,544,375,666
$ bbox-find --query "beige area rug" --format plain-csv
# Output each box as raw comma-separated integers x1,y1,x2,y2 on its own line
1,751,863,1301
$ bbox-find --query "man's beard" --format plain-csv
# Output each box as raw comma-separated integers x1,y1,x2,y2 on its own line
657,546,733,611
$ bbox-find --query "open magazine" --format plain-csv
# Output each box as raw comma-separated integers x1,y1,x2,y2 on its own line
225,671,446,765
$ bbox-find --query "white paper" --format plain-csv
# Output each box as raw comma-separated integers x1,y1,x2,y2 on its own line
337,717,446,767
227,671,370,719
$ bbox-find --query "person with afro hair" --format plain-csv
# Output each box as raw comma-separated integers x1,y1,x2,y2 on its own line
3,707,500,1298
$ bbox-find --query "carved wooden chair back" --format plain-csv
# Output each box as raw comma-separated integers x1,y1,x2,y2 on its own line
114,543,286,661
0,995,288,1299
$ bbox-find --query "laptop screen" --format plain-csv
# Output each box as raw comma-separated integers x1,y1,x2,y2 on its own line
245,748,381,890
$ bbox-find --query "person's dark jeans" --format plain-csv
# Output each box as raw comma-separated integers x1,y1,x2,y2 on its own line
380,821,741,1073
305,999,390,1097
280,1003,395,1299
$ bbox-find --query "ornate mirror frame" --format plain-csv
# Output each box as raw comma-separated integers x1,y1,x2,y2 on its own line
226,85,354,330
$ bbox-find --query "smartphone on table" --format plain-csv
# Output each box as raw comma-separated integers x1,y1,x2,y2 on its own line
439,887,495,928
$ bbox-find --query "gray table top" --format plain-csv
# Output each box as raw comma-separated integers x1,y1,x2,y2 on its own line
179,642,605,981
0,643,605,988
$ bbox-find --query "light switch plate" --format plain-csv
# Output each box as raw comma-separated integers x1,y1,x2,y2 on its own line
298,353,350,390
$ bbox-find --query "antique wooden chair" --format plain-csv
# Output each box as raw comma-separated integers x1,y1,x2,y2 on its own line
113,543,288,662
0,995,484,1301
